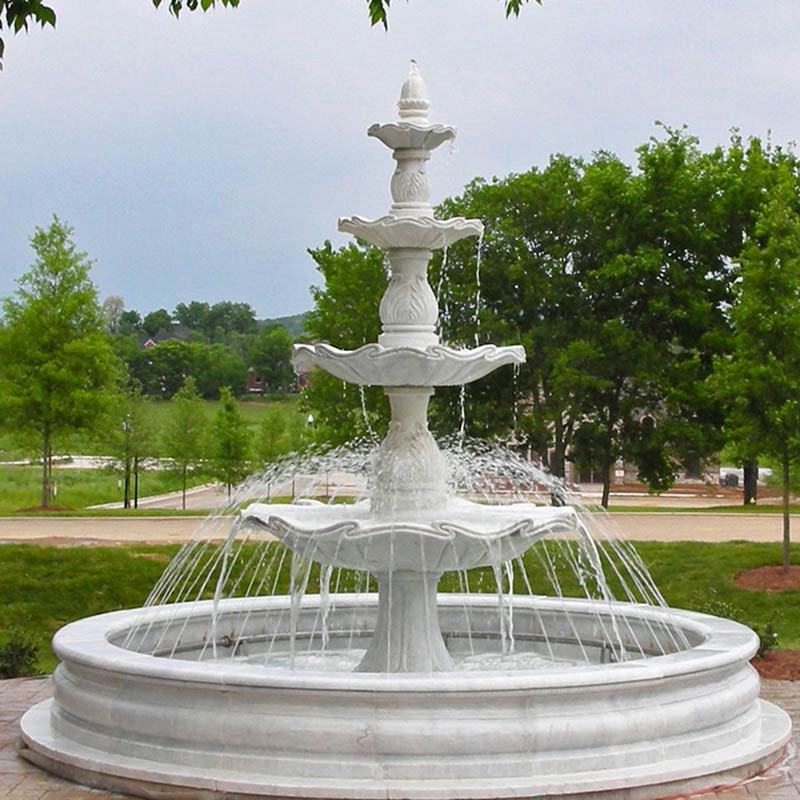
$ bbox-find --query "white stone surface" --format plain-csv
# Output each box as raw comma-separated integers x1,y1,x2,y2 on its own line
19,597,792,799
337,215,483,250
292,342,526,386
241,498,577,573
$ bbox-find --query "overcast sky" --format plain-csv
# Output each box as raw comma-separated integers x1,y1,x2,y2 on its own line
2,1,799,320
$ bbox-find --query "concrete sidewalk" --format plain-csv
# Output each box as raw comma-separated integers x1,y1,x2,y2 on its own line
0,676,797,800
0,512,796,546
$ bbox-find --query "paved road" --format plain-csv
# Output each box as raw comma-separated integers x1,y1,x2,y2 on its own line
0,511,796,546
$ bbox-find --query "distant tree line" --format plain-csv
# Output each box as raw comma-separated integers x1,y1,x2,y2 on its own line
105,298,300,399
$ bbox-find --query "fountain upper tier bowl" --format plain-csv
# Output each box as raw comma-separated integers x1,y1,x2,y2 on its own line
338,215,483,250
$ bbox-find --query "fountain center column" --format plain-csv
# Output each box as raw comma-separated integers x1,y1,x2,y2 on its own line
378,247,439,348
371,386,447,516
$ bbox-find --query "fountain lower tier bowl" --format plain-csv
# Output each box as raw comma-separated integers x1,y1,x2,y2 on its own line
241,498,578,573
20,595,790,800
292,343,526,386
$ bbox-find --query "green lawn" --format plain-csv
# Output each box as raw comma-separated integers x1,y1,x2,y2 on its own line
0,467,209,514
0,540,797,674
0,395,307,513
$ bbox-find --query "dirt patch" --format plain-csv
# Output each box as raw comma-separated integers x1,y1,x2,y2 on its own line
734,564,800,592
17,505,73,513
753,650,800,681
131,552,170,562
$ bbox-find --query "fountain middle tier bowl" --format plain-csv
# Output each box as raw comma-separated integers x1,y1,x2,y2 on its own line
20,595,791,800
292,342,526,386
241,498,578,573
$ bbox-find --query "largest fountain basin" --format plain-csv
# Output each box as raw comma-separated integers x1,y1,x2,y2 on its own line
20,595,791,800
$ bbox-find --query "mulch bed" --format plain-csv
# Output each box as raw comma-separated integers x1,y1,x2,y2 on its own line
733,565,800,680
734,564,800,592
753,651,800,681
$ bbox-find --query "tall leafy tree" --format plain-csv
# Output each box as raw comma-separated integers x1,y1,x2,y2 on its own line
435,130,742,506
210,386,252,497
0,216,119,507
162,376,207,510
714,182,800,572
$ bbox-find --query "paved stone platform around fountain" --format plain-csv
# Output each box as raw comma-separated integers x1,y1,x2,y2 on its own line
0,677,797,800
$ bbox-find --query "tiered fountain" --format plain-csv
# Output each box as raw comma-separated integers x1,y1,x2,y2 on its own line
20,64,791,800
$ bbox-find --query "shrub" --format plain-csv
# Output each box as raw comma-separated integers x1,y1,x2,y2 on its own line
0,629,41,678
691,589,779,659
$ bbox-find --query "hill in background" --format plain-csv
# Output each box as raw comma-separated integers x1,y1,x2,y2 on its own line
263,312,307,337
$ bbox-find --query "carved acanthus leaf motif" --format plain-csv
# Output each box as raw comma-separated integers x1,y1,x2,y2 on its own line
392,168,429,203
380,276,436,324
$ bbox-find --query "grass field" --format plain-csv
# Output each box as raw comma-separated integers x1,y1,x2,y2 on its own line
0,467,210,515
0,540,796,674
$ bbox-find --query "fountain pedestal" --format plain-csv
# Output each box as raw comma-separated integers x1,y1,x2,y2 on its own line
357,571,453,672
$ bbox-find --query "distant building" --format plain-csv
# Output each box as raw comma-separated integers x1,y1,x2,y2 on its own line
246,368,265,394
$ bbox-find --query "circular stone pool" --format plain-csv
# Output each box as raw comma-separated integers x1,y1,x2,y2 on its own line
20,595,791,800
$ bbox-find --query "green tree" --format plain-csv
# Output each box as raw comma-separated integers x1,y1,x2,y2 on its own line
248,324,294,393
107,382,155,509
0,216,119,508
436,130,745,506
0,0,240,68
714,183,800,572
125,339,246,399
173,300,257,343
210,386,251,497
118,309,142,337
162,376,207,510
141,308,173,338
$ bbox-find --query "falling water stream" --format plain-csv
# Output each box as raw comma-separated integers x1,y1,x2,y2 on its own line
123,440,689,672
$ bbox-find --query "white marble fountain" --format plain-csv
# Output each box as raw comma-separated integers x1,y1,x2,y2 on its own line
20,64,791,799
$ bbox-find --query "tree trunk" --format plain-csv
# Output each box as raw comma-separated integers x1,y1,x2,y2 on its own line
782,446,791,574
551,420,565,478
40,431,51,508
123,461,131,509
743,459,758,505
134,458,140,509
600,417,615,509
601,468,611,509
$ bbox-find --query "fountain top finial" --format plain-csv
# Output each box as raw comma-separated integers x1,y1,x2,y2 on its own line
397,60,430,123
